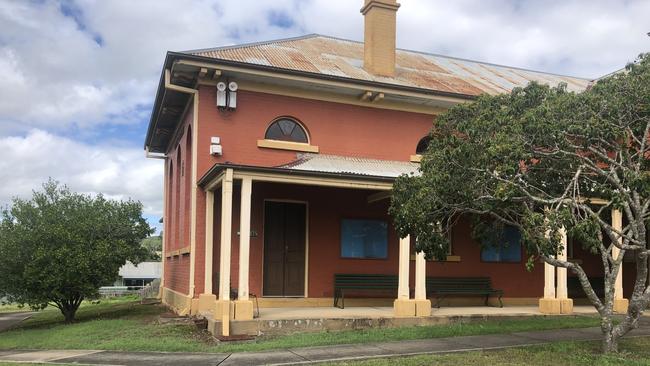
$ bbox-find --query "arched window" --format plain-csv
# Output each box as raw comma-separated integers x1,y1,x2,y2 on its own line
416,135,431,154
265,117,308,143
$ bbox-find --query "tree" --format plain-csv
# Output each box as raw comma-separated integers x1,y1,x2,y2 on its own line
390,53,650,353
0,180,152,322
140,235,162,261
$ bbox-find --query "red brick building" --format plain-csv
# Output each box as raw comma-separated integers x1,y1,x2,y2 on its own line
145,0,628,331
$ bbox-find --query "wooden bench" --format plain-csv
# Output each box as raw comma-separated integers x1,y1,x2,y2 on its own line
427,277,503,308
333,274,398,309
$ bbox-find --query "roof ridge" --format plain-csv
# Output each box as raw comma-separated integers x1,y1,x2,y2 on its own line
185,33,592,81
181,34,323,54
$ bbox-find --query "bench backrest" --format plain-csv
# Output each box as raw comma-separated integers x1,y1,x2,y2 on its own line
426,277,494,290
334,274,398,288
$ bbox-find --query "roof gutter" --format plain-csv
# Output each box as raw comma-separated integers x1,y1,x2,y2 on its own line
145,51,478,151
169,52,478,102
198,162,398,188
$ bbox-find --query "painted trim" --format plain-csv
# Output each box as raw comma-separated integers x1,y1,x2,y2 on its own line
264,116,313,144
261,199,310,298
199,163,397,189
254,296,541,308
233,171,393,191
409,254,461,262
189,92,199,298
160,161,168,296
166,245,191,258
162,287,192,315
203,79,446,115
257,139,319,153
410,154,422,163
172,55,475,103
162,68,199,298
204,190,215,294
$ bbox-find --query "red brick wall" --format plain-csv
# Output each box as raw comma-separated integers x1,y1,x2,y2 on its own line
163,108,194,296
211,182,545,299
189,88,435,298
164,255,190,294
195,87,434,179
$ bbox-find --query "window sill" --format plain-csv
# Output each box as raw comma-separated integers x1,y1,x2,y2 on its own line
410,154,422,163
410,254,461,262
166,245,191,258
257,139,319,153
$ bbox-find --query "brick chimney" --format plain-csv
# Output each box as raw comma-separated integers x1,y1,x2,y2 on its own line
361,0,400,77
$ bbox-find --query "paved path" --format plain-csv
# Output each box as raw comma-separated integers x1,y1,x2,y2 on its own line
0,312,34,332
1,326,650,365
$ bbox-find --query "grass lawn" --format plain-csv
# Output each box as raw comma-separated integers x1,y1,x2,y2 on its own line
0,303,31,313
326,337,650,366
0,297,603,354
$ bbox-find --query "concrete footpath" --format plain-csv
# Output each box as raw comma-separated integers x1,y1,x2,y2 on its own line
1,326,650,366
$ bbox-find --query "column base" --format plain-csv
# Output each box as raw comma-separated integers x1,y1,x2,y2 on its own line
559,298,573,314
393,299,416,317
538,298,561,314
234,300,255,320
214,300,235,321
198,294,217,313
190,298,200,315
414,299,432,317
614,298,629,314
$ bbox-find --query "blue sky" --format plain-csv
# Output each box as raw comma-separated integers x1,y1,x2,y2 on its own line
0,0,648,235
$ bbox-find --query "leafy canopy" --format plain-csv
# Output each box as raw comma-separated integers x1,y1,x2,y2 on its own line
0,180,153,321
390,53,650,352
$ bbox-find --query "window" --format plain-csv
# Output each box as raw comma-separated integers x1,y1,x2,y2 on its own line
265,117,308,143
341,219,388,259
416,135,432,154
481,225,522,262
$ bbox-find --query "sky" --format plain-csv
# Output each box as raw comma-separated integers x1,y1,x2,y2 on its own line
0,0,648,234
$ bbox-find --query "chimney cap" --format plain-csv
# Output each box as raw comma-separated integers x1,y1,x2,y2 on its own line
361,0,400,15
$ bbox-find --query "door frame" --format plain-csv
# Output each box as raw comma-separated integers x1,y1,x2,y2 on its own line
261,199,309,298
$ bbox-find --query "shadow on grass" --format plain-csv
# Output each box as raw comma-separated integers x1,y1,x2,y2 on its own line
17,296,166,330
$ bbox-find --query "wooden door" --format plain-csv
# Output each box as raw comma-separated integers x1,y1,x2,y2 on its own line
263,201,306,297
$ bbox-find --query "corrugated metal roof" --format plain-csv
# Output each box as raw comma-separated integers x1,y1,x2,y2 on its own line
280,153,419,178
186,34,592,97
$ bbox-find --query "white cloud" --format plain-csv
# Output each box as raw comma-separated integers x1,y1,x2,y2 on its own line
0,0,647,231
1,0,647,132
0,129,163,220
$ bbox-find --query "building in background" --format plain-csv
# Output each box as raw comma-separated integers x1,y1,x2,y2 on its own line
144,0,627,335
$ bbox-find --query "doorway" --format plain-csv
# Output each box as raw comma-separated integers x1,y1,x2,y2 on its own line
263,201,307,297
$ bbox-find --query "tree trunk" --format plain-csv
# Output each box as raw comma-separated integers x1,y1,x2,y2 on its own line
602,330,619,353
58,299,82,323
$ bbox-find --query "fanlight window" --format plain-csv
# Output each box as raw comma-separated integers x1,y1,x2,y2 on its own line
265,118,308,143
416,135,432,154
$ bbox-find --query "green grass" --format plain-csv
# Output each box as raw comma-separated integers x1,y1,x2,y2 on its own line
0,297,603,354
327,337,650,366
0,303,31,313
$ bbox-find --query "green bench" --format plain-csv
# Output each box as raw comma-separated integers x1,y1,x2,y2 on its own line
333,274,398,309
427,277,503,308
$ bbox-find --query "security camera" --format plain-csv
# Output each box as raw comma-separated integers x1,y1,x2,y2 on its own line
227,82,238,109
216,82,227,107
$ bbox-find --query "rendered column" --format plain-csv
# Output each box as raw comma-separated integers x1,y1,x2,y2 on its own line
611,209,629,313
235,177,254,320
556,227,573,314
216,169,234,335
198,190,216,312
394,235,415,317
414,251,431,316
539,225,560,314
